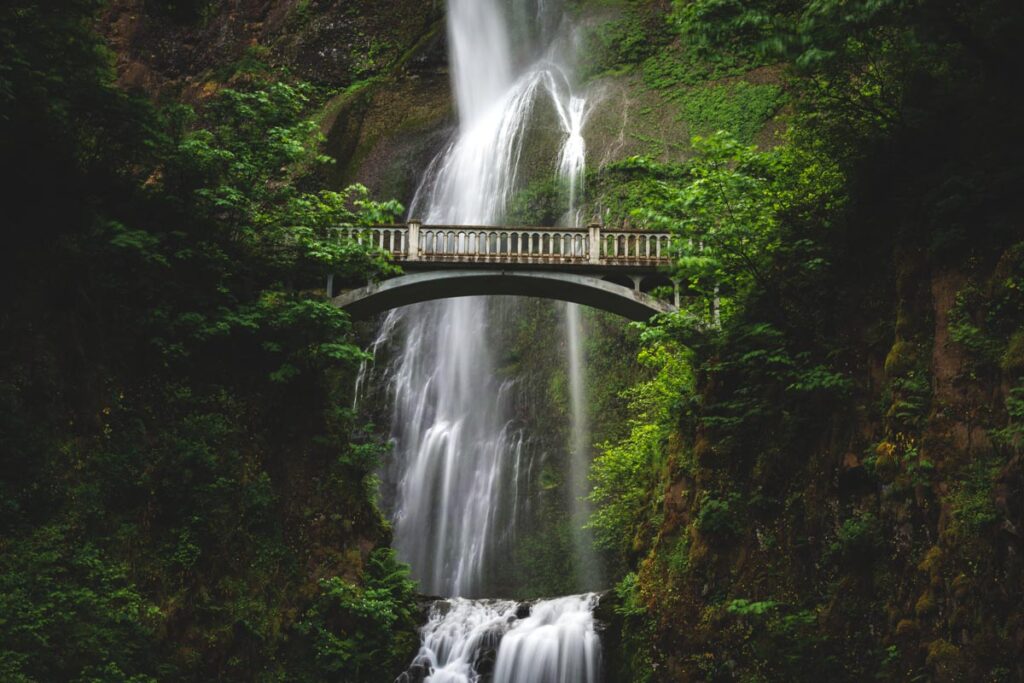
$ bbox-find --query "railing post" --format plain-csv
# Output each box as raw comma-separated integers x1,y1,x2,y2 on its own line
588,223,601,263
407,219,421,261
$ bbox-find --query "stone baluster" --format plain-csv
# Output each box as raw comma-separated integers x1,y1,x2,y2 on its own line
407,220,420,260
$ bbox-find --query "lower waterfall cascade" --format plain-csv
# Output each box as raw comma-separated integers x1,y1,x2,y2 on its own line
397,595,602,683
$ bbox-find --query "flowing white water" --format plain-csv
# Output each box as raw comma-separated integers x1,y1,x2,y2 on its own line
493,595,601,683
381,0,602,680
557,83,598,592
399,595,601,683
556,95,588,229
565,303,601,591
401,598,517,683
385,301,527,597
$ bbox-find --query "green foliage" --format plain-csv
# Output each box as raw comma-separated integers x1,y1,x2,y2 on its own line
166,81,401,279
640,44,752,93
506,176,570,226
727,598,779,616
587,0,1024,679
825,511,885,566
949,250,1024,380
695,492,743,538
589,422,664,558
589,339,693,564
700,322,851,445
0,526,160,682
630,131,843,327
992,384,1024,448
947,459,1002,537
948,285,1007,373
294,549,418,682
611,572,656,683
587,155,688,228
0,2,414,679
678,81,786,143
577,5,674,80
614,572,647,618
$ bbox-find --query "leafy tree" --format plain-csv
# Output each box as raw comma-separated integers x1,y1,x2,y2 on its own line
294,549,419,682
589,338,693,566
0,2,416,680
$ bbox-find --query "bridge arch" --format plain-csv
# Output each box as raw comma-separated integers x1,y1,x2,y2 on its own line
333,270,674,322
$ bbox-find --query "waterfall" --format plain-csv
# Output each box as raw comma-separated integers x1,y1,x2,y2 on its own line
377,0,603,680
556,95,588,229
564,303,601,591
493,595,601,683
384,301,528,598
557,85,598,592
399,594,601,683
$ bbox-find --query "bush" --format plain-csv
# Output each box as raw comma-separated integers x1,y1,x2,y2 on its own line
293,549,419,682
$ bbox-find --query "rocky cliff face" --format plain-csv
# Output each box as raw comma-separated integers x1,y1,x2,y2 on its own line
100,0,453,203
101,0,444,93
622,190,1024,683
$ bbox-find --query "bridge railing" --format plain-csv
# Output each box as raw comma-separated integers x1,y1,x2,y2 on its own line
332,222,674,265
599,230,672,260
418,226,590,261
334,225,408,256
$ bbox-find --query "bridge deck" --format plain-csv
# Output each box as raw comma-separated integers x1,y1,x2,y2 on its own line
333,222,673,270
329,222,679,320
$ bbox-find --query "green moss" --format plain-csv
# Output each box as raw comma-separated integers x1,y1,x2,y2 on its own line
677,81,786,144
1000,329,1024,373
917,545,943,575
826,510,885,566
925,639,961,672
947,458,1001,536
507,176,569,226
883,339,918,378
915,590,937,617
640,43,752,92
576,5,674,81
694,493,743,539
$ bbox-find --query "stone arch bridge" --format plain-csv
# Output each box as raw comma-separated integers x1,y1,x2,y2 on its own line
329,221,678,322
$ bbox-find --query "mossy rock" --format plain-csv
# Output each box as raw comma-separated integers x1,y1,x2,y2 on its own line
916,545,943,575
914,589,937,617
1000,329,1024,374
693,435,716,467
925,639,964,681
951,573,971,599
320,74,454,204
884,340,919,378
895,306,915,339
873,441,900,480
895,618,918,641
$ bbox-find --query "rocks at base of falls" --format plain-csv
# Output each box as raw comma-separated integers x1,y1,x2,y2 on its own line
399,596,513,682
396,662,429,683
